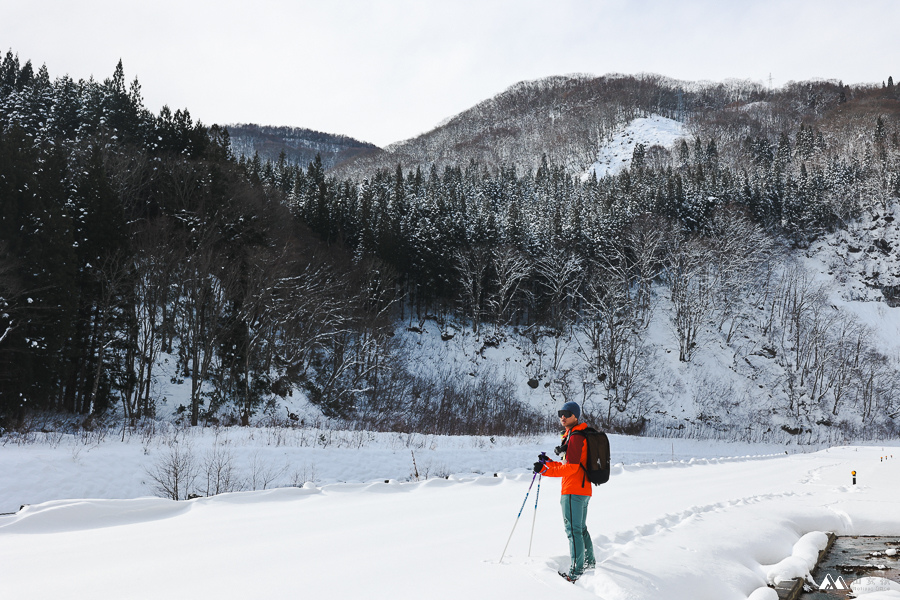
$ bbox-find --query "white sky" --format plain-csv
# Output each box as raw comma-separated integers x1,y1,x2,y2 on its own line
3,0,898,147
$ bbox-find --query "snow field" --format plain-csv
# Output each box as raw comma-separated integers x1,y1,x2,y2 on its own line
0,427,798,513
585,114,687,179
2,438,900,599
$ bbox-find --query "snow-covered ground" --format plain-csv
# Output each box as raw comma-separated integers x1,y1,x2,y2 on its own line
2,431,899,599
585,114,686,179
0,428,795,513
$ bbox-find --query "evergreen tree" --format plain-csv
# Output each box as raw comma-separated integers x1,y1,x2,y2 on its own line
631,143,646,170
874,116,887,146
0,50,19,92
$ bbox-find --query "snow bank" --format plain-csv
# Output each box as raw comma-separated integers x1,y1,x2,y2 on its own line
763,531,830,585
747,587,779,600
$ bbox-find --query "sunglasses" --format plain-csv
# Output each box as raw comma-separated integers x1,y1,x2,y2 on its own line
558,410,573,419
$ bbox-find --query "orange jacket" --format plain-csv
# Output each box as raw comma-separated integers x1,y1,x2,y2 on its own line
540,422,591,496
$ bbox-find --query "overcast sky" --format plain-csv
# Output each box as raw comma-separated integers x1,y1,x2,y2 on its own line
4,0,898,147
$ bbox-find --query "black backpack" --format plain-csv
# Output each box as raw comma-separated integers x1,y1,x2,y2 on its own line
569,427,611,485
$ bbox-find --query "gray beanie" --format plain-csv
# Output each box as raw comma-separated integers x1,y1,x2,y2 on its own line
560,401,580,420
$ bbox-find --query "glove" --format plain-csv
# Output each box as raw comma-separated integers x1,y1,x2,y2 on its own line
533,452,550,473
554,444,567,457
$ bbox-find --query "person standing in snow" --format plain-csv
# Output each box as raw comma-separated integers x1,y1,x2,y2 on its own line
534,401,596,583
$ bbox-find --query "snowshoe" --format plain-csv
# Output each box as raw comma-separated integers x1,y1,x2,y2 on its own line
558,571,578,583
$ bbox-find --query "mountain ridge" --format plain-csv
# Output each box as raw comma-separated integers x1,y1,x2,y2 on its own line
226,122,379,171
229,71,896,182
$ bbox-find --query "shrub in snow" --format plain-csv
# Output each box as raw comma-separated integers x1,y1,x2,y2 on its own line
146,442,198,501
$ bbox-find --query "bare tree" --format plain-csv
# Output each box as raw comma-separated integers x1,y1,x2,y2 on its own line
201,447,242,496
76,250,133,416
146,442,198,501
578,261,651,425
227,245,292,425
124,220,181,421
705,207,774,343
274,255,348,374
535,251,583,369
485,246,531,329
774,265,826,366
247,451,287,491
267,245,374,416
784,301,840,417
535,251,583,330
665,232,715,362
178,236,238,427
853,350,900,424
622,214,669,327
454,246,492,335
825,317,868,416
345,257,398,412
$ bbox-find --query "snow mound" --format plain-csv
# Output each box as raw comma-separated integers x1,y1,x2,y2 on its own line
763,531,830,585
747,587,779,600
3,498,192,534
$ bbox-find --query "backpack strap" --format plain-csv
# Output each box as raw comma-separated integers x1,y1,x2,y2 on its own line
566,429,589,487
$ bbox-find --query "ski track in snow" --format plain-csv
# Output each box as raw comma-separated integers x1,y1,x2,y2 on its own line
599,491,803,558
796,461,844,485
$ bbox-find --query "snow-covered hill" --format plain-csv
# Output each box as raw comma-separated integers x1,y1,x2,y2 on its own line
227,123,378,170
391,213,900,444
332,74,708,179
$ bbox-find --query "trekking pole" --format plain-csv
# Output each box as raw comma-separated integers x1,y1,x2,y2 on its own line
499,471,538,564
528,473,542,557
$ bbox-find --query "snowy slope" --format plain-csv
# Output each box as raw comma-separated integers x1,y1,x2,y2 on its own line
2,443,899,599
85,199,900,448
391,193,900,443
803,201,900,344
585,114,686,179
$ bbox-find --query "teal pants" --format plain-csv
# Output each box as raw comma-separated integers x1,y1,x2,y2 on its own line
561,494,595,577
